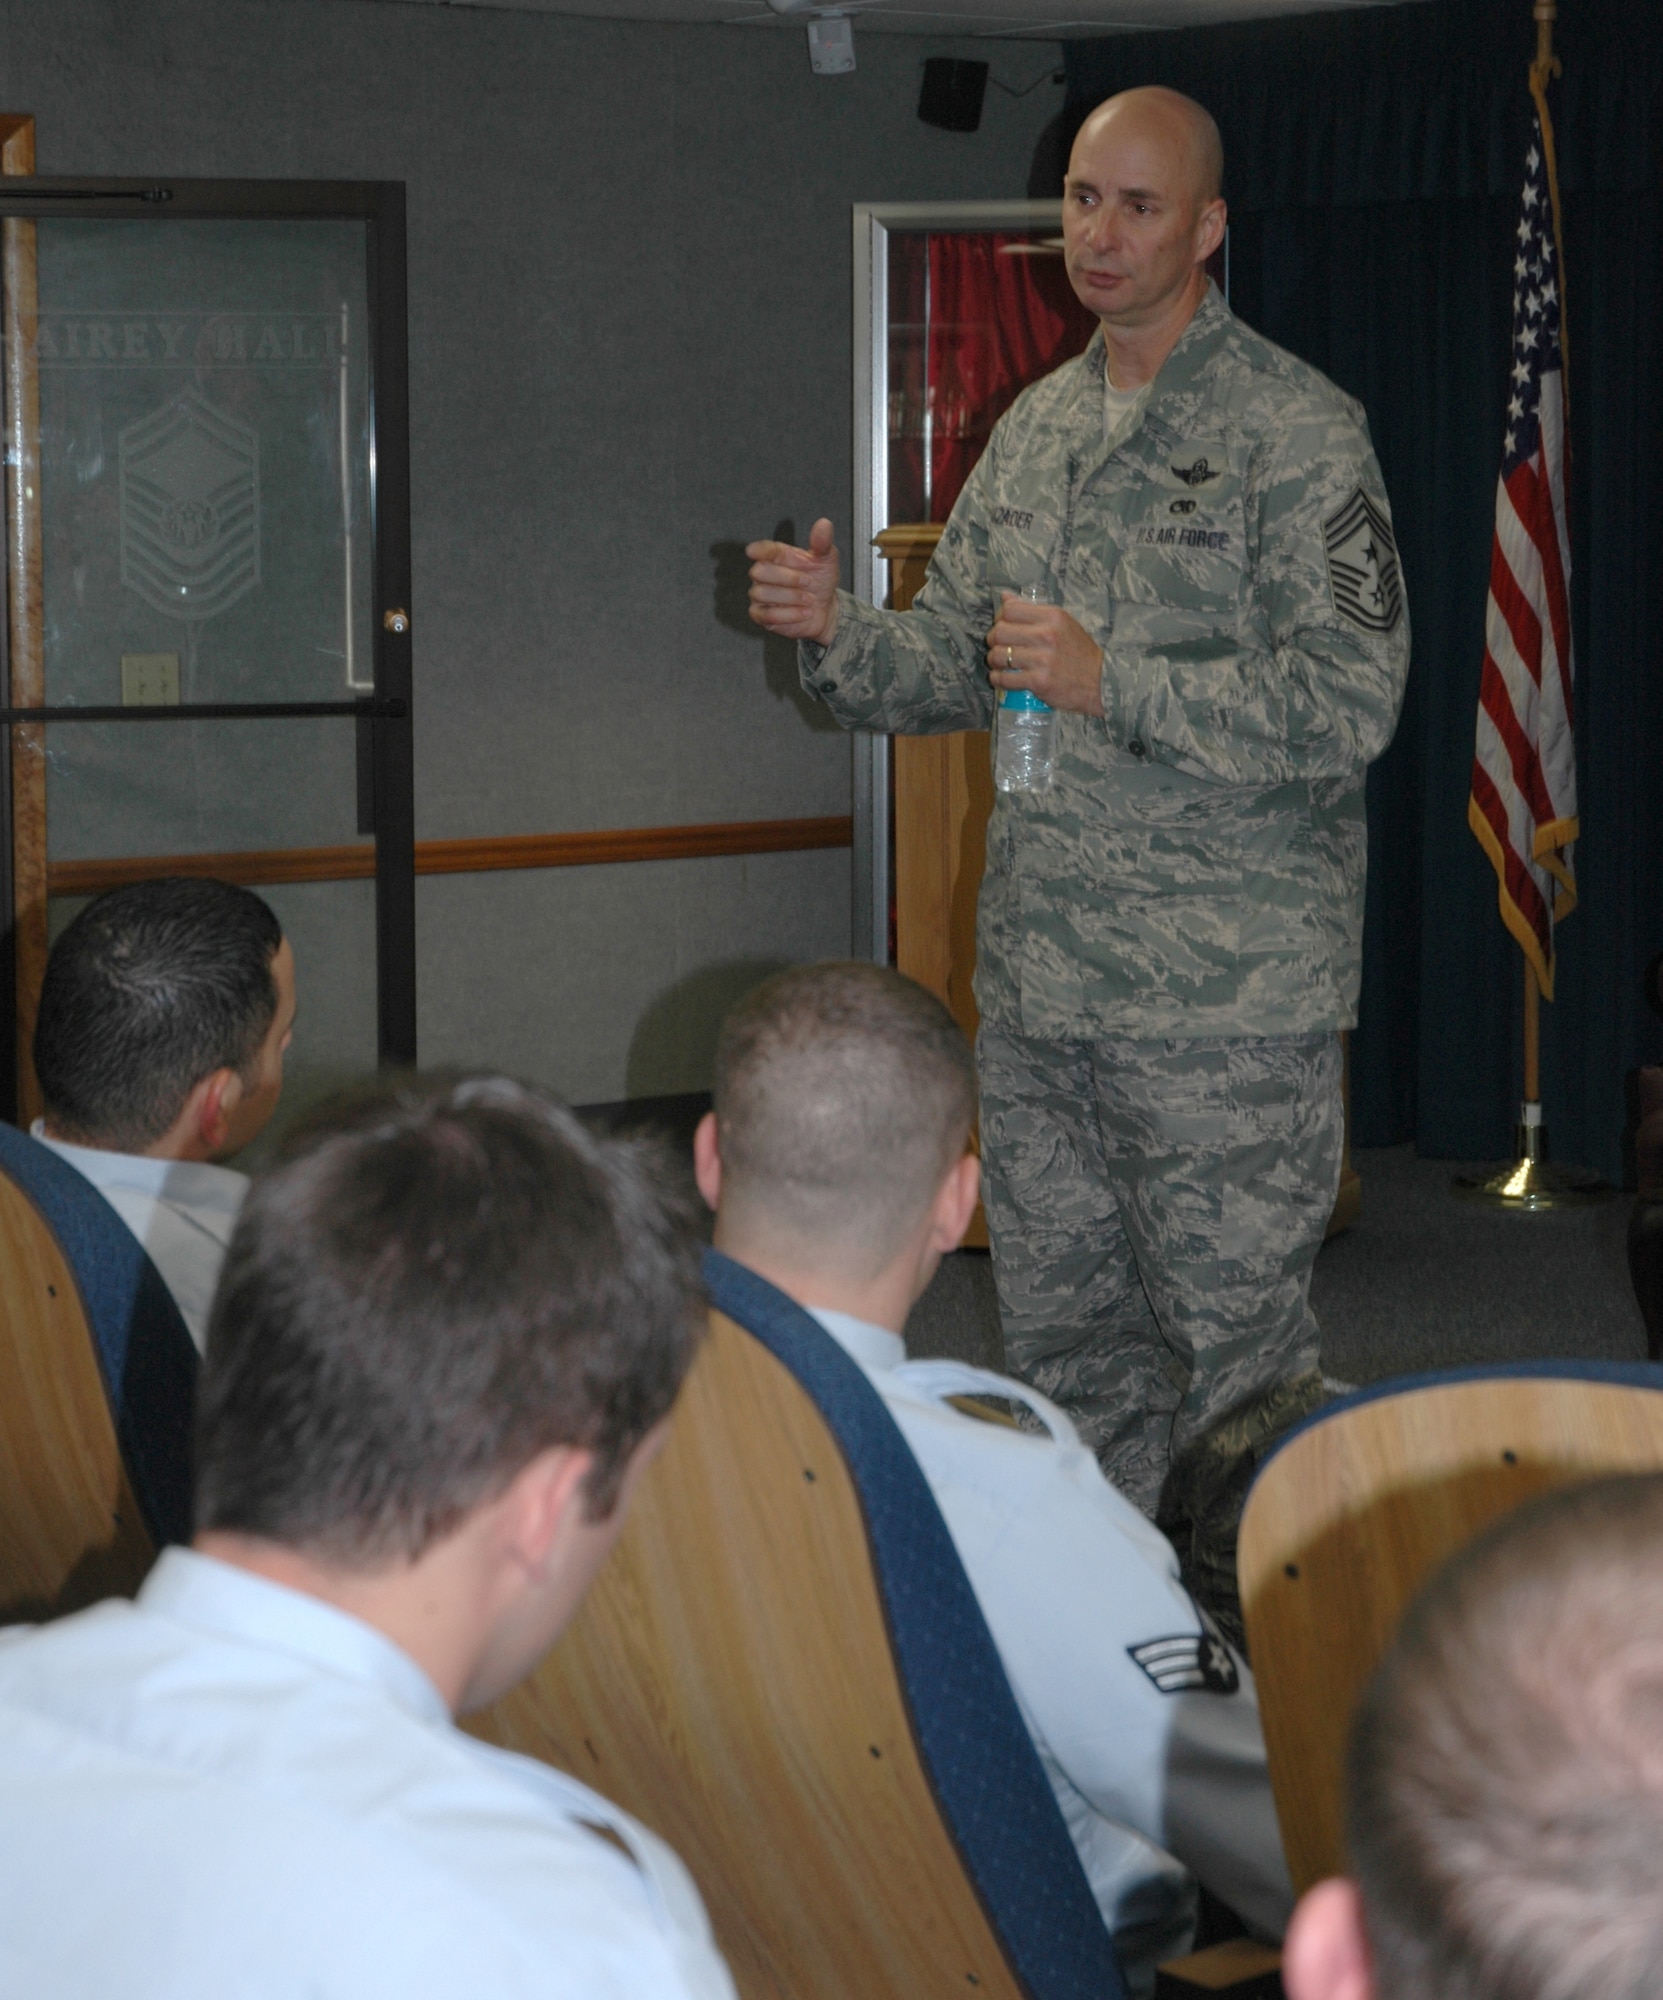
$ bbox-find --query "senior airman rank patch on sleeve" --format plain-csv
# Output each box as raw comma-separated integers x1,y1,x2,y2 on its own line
1323,487,1403,634
1127,1602,1240,1695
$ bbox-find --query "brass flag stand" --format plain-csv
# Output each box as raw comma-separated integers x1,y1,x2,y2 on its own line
1453,0,1610,1211
1453,961,1609,1208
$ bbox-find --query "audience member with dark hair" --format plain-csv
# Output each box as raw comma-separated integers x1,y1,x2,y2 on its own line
31,875,296,1347
0,1076,730,2000
696,961,1291,1995
1283,1474,1663,2000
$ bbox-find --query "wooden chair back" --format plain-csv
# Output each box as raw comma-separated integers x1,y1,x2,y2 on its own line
0,1161,155,1620
1239,1364,1663,1892
471,1300,1121,2000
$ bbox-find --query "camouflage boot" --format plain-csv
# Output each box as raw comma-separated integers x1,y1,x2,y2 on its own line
1163,1365,1327,1653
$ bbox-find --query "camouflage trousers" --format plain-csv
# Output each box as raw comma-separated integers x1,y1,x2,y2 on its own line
977,1025,1342,1626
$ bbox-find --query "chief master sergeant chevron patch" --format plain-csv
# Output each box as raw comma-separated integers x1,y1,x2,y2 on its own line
1323,486,1403,634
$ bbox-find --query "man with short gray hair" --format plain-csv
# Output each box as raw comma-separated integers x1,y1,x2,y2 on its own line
697,962,1291,1996
1286,1473,1663,2000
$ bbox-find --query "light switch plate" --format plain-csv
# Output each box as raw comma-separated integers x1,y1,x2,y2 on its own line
121,652,180,706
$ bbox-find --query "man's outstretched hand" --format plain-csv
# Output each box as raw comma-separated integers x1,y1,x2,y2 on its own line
747,517,841,648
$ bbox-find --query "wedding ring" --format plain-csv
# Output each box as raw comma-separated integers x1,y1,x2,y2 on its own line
1006,645,1014,669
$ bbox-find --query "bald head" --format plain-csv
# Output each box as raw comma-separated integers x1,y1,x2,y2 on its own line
1062,85,1227,358
1071,88,1223,208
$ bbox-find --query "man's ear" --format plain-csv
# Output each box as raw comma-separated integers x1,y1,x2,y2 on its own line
693,1110,723,1213
181,1067,243,1159
1195,196,1227,265
1282,1879,1374,2000
927,1150,981,1256
503,1445,598,1573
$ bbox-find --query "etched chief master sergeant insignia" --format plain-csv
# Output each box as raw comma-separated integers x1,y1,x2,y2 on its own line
1323,487,1403,634
120,388,261,622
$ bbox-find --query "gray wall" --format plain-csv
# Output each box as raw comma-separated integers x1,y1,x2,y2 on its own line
4,0,1061,1101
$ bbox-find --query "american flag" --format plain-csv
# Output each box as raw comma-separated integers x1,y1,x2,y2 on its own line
1467,86,1578,999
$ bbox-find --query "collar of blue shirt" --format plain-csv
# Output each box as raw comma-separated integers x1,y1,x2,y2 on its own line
30,1121,248,1226
806,1307,906,1374
140,1547,450,1724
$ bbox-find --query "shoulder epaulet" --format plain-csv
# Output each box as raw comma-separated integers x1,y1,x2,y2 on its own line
945,1393,1025,1430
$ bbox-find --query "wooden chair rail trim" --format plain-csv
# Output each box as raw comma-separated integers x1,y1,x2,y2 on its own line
43,816,855,896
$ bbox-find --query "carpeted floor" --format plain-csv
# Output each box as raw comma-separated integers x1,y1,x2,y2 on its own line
903,1143,1649,1380
1310,1144,1645,1382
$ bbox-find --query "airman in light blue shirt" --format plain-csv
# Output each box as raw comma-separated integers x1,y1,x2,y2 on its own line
698,963,1291,1996
0,1549,732,2000
0,1076,729,2000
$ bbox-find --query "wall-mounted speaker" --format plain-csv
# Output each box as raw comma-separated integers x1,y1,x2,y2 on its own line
918,58,988,134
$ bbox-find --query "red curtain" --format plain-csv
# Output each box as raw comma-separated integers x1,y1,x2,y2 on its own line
925,236,1097,521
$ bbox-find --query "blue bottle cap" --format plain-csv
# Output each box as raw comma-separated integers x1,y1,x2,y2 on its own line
999,688,1052,713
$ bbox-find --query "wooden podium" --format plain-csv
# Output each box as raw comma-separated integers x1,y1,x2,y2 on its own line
878,524,1360,1243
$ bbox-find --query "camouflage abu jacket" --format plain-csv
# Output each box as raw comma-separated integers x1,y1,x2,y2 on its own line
802,284,1411,1042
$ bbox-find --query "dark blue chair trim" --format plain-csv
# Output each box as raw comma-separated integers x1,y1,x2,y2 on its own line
704,1249,1127,2000
0,1123,197,1548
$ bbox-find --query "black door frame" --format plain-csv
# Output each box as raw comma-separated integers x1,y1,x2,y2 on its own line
0,176,416,1122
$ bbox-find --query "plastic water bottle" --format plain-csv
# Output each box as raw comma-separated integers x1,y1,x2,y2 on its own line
994,584,1055,794
994,690,1055,794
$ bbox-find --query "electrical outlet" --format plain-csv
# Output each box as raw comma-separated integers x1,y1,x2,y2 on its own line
121,653,180,706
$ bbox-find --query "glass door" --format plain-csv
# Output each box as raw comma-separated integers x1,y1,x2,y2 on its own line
850,200,1084,963
0,178,413,1127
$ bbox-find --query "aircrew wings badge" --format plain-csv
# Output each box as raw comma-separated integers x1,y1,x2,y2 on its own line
1323,487,1403,634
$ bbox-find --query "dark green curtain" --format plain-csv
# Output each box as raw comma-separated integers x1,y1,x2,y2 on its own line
1058,0,1663,1180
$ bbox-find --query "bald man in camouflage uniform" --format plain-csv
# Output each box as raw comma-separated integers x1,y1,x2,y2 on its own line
749,88,1409,1634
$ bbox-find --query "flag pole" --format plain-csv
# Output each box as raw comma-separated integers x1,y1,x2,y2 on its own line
1523,0,1552,1165
1454,0,1609,1209
1532,0,1566,395
1514,956,1546,1175
1534,0,1556,78
1523,958,1539,1108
